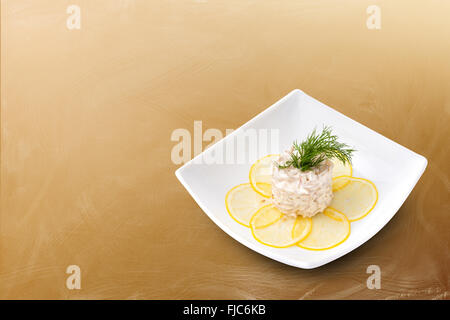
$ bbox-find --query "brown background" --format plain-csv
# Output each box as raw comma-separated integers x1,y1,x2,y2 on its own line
1,0,449,299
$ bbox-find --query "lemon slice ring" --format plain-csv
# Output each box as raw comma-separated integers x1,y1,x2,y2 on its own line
329,176,378,222
250,205,312,248
251,204,283,229
225,183,271,227
249,154,279,198
331,157,353,191
297,208,351,251
291,215,313,242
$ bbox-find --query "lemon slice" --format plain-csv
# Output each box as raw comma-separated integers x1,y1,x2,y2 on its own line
250,205,312,248
297,208,350,251
249,154,279,198
251,204,282,229
225,183,271,227
329,176,378,222
331,157,353,191
292,215,313,241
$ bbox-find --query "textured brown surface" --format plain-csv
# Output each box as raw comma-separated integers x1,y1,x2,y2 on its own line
0,0,449,299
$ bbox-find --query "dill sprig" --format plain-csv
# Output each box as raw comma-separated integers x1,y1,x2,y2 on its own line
278,126,354,172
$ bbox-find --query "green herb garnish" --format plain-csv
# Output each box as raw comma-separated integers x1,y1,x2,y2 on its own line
278,126,354,172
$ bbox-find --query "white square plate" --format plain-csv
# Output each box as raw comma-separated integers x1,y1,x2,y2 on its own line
175,89,427,269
